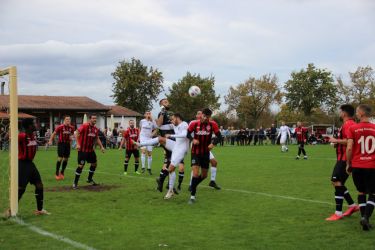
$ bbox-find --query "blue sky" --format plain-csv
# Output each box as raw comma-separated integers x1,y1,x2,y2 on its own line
0,0,374,113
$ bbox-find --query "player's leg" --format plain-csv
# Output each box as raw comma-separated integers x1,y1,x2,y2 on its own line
134,150,140,174
209,152,221,190
177,161,184,191
141,147,147,173
156,140,174,191
352,168,370,230
147,148,153,175
296,142,302,159
165,164,176,199
363,169,375,229
189,163,200,204
189,153,209,204
55,142,63,180
138,136,164,147
30,162,49,215
124,150,131,175
86,152,98,185
60,143,71,179
18,160,29,201
73,152,86,188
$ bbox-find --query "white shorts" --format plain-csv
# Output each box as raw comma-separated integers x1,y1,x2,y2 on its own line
171,147,188,167
280,135,287,144
140,137,154,152
209,151,215,160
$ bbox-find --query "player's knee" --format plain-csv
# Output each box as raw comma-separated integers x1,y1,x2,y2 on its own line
332,181,342,187
91,163,97,168
169,165,175,172
201,173,208,179
210,159,217,167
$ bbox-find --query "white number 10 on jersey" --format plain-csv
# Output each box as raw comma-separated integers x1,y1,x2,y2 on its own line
358,135,375,154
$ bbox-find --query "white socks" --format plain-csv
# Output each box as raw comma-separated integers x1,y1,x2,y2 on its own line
141,154,146,169
169,172,176,190
211,166,217,181
147,156,152,169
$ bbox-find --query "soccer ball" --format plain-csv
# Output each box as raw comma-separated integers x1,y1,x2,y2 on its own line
188,85,201,97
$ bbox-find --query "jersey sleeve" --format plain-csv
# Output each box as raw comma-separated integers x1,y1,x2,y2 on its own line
212,121,221,137
78,124,86,134
347,126,354,140
54,125,61,133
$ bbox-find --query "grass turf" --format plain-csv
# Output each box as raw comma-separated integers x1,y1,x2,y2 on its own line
1,144,375,249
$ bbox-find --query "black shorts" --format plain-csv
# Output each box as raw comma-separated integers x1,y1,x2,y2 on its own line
126,149,139,159
298,141,305,148
191,153,210,169
19,160,42,188
78,151,97,165
331,160,349,183
352,168,375,194
57,142,71,158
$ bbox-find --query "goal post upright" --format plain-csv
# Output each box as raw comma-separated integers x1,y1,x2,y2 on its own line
0,66,18,217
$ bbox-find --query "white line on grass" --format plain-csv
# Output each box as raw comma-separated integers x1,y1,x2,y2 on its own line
11,217,98,250
51,167,332,206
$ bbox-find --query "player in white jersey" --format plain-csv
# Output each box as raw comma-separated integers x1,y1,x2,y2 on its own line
137,113,189,199
139,111,158,175
277,121,291,152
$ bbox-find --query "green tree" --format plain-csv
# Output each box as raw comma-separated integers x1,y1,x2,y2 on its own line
225,74,282,127
284,63,337,116
111,58,164,113
349,66,375,104
166,72,220,120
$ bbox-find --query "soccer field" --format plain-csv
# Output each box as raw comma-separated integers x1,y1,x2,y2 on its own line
1,145,375,249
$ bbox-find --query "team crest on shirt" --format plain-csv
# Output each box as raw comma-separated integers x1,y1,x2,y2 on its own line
206,125,211,131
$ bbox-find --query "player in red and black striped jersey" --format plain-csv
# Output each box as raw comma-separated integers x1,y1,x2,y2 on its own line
119,120,140,175
186,108,221,204
48,115,75,180
294,122,308,160
73,114,105,189
346,104,375,231
326,104,358,221
18,118,49,215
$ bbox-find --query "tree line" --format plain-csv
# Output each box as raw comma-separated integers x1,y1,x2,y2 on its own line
111,58,374,128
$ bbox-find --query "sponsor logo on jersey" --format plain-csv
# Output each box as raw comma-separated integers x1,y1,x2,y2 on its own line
196,131,211,135
27,140,38,146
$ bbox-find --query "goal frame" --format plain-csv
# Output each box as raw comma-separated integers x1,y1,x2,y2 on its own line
0,66,18,217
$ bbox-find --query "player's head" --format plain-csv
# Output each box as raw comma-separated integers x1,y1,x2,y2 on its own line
171,113,183,126
297,121,302,127
63,115,71,125
356,104,372,120
159,98,170,108
89,114,97,125
22,118,36,132
201,108,212,123
144,111,151,120
129,119,135,128
196,110,202,120
339,104,355,120
281,121,285,126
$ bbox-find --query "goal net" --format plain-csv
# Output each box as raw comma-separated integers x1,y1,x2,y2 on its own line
0,66,18,217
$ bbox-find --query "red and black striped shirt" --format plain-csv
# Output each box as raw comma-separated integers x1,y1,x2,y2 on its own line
123,127,139,150
18,132,37,161
295,126,308,142
188,120,220,155
55,124,74,143
77,123,99,152
336,119,356,161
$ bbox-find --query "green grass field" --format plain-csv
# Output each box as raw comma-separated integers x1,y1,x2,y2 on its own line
1,144,375,249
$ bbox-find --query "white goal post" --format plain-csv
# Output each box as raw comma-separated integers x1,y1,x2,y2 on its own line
0,66,18,216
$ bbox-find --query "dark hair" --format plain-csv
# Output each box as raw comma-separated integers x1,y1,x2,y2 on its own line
63,115,70,119
159,98,167,105
129,119,134,122
173,113,183,120
22,118,34,130
340,104,355,117
88,113,97,119
358,104,372,117
202,108,212,116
